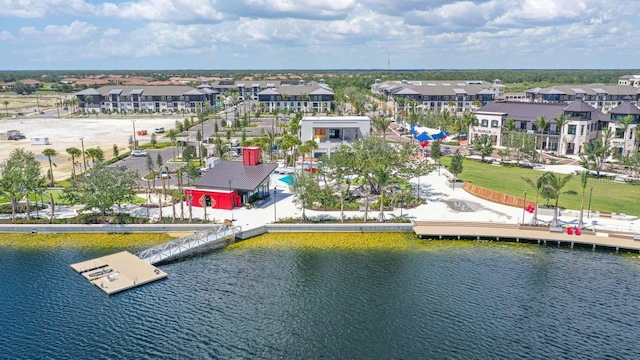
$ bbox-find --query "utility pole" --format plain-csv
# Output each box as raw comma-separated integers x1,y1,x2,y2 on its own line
79,137,87,173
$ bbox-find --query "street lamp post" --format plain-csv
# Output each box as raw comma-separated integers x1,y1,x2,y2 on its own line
522,190,528,225
79,137,87,173
228,179,233,221
273,187,277,223
588,186,594,218
132,119,137,150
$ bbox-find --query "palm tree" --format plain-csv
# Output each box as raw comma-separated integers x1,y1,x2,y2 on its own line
543,172,577,227
553,113,569,155
447,100,456,112
300,139,318,171
42,148,58,187
66,147,82,181
85,148,104,168
459,111,476,146
521,175,547,225
534,115,549,162
438,109,453,132
578,170,589,229
371,116,392,140
168,130,177,158
3,100,8,117
617,115,635,157
300,92,309,114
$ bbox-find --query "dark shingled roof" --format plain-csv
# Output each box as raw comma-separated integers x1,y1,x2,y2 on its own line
194,161,278,191
610,100,640,115
476,102,566,122
563,98,597,112
563,97,610,122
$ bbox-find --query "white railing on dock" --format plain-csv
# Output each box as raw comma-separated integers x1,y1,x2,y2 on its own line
137,225,242,265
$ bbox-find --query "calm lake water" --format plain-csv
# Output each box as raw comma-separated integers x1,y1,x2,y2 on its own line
2,236,640,359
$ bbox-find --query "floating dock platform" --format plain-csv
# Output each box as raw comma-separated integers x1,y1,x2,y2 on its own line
71,251,167,295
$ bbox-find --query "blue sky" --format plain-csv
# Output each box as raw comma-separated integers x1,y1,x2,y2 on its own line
1,0,638,70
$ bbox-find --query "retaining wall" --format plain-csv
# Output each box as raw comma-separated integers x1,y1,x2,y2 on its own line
265,223,414,233
0,224,215,233
463,182,536,208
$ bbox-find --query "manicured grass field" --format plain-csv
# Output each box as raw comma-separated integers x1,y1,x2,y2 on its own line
440,157,640,216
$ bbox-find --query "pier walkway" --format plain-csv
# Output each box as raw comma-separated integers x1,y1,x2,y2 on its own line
413,221,640,252
138,224,242,265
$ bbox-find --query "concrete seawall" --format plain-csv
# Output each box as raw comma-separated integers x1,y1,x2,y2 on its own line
0,222,414,236
0,224,215,233
237,223,413,239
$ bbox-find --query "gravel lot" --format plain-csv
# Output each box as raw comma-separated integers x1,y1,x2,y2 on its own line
0,115,181,181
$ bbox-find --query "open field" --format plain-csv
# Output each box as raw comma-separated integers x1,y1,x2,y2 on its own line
440,156,640,216
0,94,68,115
0,115,181,181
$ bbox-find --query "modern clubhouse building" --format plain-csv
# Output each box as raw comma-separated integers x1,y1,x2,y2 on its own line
470,97,640,157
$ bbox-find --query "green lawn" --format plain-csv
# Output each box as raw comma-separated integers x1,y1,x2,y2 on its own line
439,157,640,216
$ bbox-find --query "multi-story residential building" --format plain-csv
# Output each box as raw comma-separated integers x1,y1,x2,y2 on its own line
1,79,43,90
524,83,640,113
206,80,334,113
471,96,610,156
371,79,501,114
258,83,334,113
75,85,212,113
299,116,370,158
607,98,640,156
617,74,640,87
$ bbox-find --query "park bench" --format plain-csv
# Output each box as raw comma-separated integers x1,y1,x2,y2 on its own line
549,226,564,233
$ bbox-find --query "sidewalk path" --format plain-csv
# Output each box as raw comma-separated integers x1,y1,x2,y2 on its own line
8,170,640,235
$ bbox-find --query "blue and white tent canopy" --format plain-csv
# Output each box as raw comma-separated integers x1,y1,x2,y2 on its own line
410,125,447,142
415,132,433,142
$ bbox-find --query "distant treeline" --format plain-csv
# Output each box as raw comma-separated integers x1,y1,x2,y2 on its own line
0,69,637,90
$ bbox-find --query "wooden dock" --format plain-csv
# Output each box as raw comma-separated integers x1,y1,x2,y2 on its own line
71,251,167,295
413,221,640,252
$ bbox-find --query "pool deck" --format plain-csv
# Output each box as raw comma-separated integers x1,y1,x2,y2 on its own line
70,251,167,295
413,221,640,252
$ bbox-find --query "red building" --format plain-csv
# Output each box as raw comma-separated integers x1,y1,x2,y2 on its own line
186,147,277,209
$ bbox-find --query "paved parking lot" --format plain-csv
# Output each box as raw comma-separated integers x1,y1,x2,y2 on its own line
0,115,181,181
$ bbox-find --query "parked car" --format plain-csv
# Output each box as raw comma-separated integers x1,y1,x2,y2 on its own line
9,134,25,140
161,170,169,178
162,111,172,116
155,127,165,133
131,150,147,157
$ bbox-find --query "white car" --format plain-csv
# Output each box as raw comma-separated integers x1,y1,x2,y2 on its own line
155,127,165,133
131,150,147,157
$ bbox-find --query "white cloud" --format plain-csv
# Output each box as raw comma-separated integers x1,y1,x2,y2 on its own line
18,21,98,42
103,28,120,37
2,0,640,69
0,0,96,18
240,0,356,19
99,0,225,24
0,30,14,41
